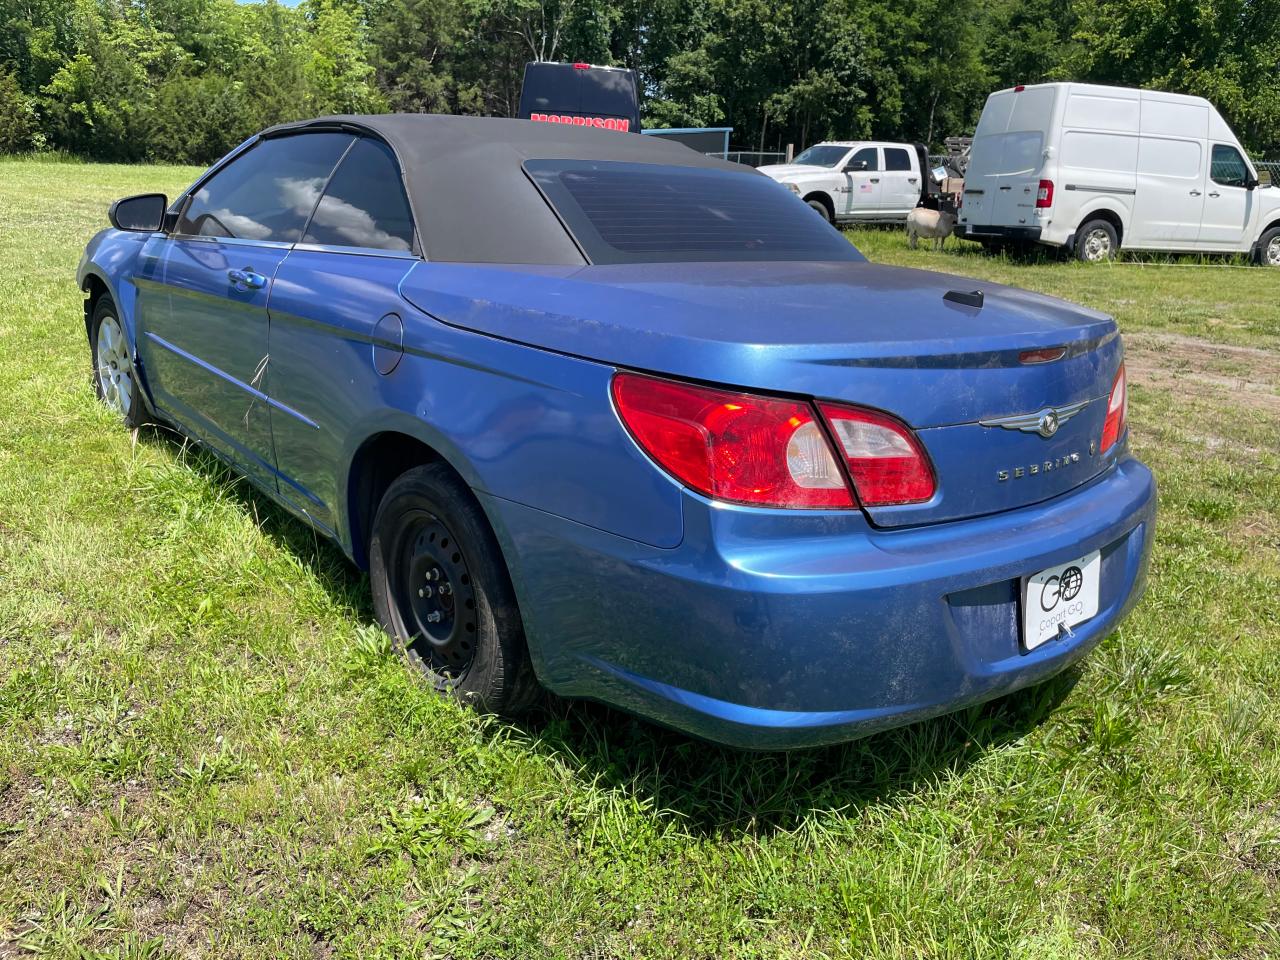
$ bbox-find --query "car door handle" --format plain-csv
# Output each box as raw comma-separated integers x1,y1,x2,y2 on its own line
1208,191,1221,198
228,268,266,290
1190,189,1202,196
908,177,918,183
870,177,880,183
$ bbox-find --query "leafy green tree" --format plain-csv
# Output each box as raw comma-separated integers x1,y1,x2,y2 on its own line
0,65,38,150
301,0,384,114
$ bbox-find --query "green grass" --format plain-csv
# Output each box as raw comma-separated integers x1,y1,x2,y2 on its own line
1,160,1278,959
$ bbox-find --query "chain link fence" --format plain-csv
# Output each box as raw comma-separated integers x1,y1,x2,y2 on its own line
726,150,787,167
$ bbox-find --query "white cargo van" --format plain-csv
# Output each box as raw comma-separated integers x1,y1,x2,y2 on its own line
957,83,1280,264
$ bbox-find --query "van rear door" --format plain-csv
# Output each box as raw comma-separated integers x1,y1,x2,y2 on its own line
965,86,1057,228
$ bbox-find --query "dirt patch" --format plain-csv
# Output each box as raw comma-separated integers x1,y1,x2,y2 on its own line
1236,512,1280,549
1126,332,1280,416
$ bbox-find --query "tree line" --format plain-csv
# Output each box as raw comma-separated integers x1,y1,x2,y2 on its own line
1,0,1277,165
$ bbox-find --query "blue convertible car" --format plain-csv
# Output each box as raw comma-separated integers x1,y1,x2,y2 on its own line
78,115,1154,748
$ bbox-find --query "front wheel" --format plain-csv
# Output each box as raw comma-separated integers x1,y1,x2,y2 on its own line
90,297,146,429
1257,226,1280,266
368,463,539,713
806,198,833,223
1074,219,1118,262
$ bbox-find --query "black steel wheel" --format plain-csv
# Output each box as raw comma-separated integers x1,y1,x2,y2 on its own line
392,514,478,680
368,462,540,712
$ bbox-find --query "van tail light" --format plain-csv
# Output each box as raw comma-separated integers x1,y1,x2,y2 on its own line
1100,362,1127,453
1036,179,1054,208
818,403,936,505
611,373,854,508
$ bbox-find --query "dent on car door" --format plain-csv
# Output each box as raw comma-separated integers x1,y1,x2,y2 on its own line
144,132,354,489
265,137,420,535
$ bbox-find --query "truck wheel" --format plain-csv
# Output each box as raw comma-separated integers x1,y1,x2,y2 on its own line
807,199,833,223
368,463,541,714
1258,226,1280,266
1075,220,1118,262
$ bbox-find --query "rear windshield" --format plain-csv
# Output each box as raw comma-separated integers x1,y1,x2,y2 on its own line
970,131,1045,176
523,160,859,264
518,63,640,130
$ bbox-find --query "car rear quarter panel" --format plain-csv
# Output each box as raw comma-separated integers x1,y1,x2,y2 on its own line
263,251,686,555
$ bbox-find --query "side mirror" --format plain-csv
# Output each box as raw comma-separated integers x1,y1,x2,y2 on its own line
1245,176,1260,190
845,160,869,173
109,193,168,232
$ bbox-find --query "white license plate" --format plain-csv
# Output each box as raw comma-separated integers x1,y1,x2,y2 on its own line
1023,550,1101,651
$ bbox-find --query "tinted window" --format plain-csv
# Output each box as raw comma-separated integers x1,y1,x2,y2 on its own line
303,138,415,252
848,147,879,171
518,62,640,130
1210,144,1249,188
177,133,353,242
884,148,912,172
792,145,851,168
524,160,859,264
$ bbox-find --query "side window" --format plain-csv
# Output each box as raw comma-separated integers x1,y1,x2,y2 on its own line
177,133,354,242
848,147,879,172
1210,145,1249,188
302,138,415,252
884,147,912,172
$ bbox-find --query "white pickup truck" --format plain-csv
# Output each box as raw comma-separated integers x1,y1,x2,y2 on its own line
759,141,929,223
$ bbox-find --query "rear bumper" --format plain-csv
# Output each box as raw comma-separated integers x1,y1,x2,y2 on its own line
486,454,1156,749
959,224,1043,243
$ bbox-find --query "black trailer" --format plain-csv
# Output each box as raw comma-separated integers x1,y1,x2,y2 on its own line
517,62,641,133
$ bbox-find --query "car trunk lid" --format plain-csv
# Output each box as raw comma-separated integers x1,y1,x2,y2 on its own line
400,259,1122,526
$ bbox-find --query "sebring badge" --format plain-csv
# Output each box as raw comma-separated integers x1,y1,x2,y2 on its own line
979,399,1089,439
996,452,1082,482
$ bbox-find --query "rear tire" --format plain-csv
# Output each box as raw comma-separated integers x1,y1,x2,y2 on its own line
1257,226,1280,266
369,463,539,713
1074,219,1118,262
89,297,147,429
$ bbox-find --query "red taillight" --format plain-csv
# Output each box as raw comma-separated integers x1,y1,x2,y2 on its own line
1019,346,1066,364
573,62,591,69
611,373,854,509
1014,84,1026,92
1100,363,1127,453
818,403,936,505
1036,179,1054,208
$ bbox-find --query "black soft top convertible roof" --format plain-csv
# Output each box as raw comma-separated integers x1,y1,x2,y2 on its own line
259,113,751,264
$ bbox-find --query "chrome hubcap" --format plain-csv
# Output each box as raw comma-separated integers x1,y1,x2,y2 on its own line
95,314,133,418
1082,228,1112,261
1267,236,1280,266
